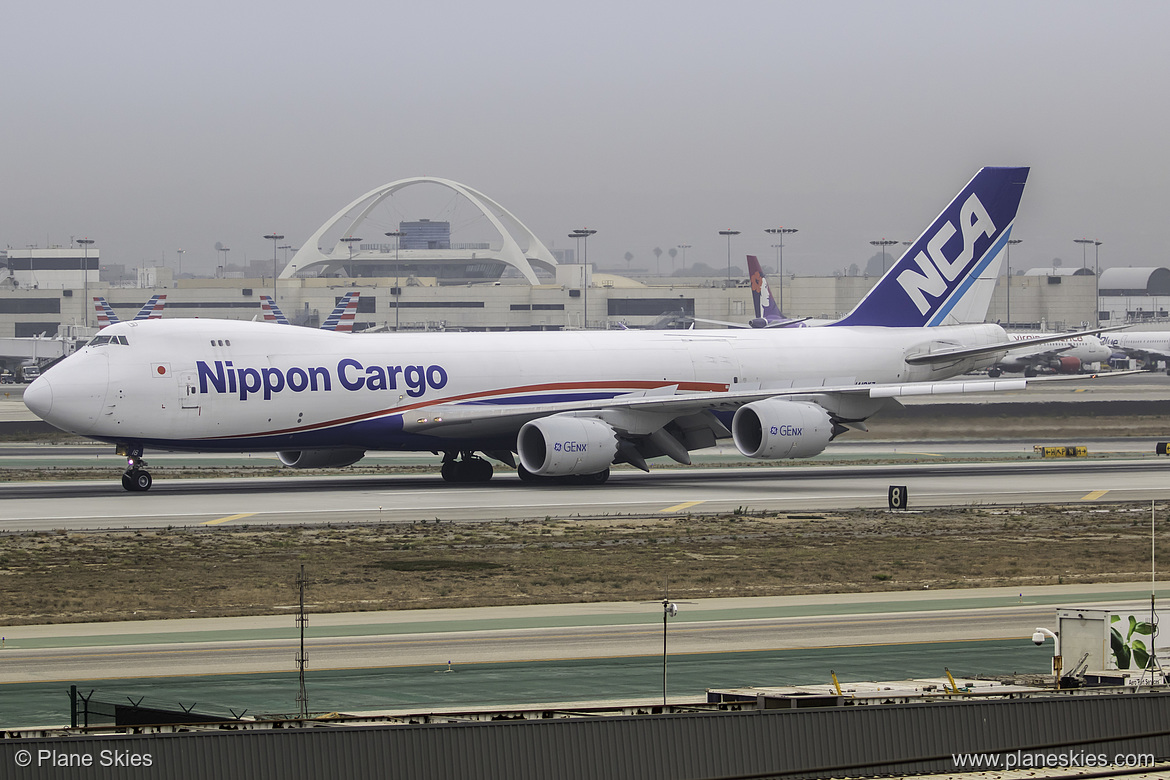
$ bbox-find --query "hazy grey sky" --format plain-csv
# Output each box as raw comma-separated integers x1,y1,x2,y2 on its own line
2,1,1166,277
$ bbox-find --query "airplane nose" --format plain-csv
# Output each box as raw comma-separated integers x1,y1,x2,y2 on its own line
24,375,53,418
24,354,109,435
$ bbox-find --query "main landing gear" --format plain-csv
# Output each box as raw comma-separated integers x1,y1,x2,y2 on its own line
117,444,153,492
440,451,495,483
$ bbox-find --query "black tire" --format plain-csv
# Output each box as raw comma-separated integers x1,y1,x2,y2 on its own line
440,461,459,482
468,458,493,482
122,470,152,492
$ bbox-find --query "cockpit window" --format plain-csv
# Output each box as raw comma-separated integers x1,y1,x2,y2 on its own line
87,335,130,347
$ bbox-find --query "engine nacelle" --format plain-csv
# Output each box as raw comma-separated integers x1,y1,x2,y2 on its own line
731,399,834,460
517,416,618,476
278,448,366,469
1056,355,1082,374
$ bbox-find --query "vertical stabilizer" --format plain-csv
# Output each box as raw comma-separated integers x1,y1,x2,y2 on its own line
259,295,291,325
832,166,1028,328
321,291,361,332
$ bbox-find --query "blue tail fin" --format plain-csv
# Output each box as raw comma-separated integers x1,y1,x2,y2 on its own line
832,166,1028,328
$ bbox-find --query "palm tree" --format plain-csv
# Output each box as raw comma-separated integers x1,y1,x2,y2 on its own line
668,247,678,274
624,251,634,271
653,247,663,275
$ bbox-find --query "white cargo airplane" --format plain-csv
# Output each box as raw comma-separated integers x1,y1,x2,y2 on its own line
24,166,1111,491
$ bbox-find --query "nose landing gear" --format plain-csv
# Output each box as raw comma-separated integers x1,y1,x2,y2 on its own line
117,443,153,492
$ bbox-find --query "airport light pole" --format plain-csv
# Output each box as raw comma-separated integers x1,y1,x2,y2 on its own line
572,228,597,329
1074,238,1097,328
176,248,185,281
1094,240,1103,328
1006,239,1021,328
340,236,361,277
77,238,94,328
870,239,899,275
718,230,740,287
385,231,403,331
765,227,797,315
264,233,284,302
677,244,691,271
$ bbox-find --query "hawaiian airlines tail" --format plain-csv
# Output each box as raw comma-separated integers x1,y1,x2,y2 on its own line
832,166,1028,328
746,255,789,327
93,295,166,329
320,291,361,333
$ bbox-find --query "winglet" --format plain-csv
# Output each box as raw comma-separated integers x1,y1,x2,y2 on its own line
832,166,1029,328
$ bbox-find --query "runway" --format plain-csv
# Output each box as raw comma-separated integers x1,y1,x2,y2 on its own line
2,454,1170,531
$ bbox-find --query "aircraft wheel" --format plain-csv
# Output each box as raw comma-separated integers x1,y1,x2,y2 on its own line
122,470,153,492
440,460,460,483
463,457,493,482
987,368,1002,378
1023,367,1038,378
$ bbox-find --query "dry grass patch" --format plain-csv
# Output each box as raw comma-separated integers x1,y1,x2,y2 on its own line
0,504,1161,625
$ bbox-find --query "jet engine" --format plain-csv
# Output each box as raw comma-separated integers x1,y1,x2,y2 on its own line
1056,356,1082,374
517,416,619,476
731,399,834,459
278,448,367,469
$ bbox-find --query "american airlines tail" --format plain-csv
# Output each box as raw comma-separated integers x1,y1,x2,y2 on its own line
832,166,1028,328
133,294,167,321
259,295,291,325
320,291,361,333
261,292,360,331
93,298,119,329
93,295,166,329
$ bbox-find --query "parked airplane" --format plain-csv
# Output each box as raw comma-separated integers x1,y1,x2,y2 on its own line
93,295,167,329
259,292,361,332
689,256,811,329
25,166,1112,492
987,332,1113,377
1102,330,1170,372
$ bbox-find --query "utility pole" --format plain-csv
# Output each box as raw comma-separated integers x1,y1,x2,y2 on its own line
296,565,308,718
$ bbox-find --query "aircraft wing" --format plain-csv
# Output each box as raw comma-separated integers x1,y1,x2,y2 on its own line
401,373,1101,438
687,316,810,329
